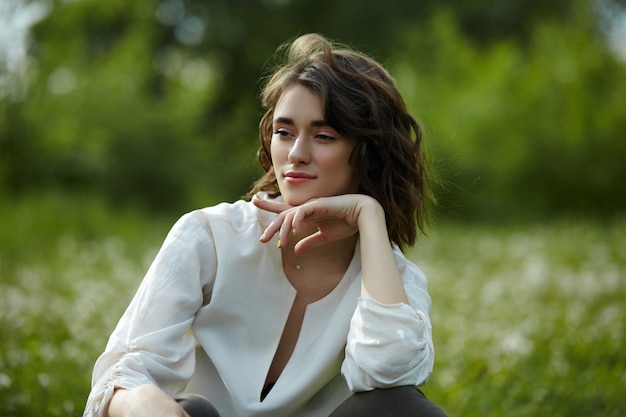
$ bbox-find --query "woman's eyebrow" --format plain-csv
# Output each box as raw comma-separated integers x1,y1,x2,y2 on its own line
273,117,294,126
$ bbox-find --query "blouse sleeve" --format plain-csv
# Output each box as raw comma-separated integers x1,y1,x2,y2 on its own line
341,259,435,392
83,211,216,417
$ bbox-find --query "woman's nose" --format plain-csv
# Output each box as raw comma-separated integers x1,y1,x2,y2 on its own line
288,136,310,164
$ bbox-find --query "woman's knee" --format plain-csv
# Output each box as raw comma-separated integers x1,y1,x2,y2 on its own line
329,385,449,417
175,393,221,417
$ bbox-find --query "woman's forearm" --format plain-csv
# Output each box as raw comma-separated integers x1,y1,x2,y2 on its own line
357,198,409,305
106,385,189,417
107,388,129,417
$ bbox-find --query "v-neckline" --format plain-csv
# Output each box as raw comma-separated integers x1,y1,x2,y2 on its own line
260,243,360,402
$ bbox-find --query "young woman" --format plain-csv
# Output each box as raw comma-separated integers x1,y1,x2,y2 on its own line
84,33,448,417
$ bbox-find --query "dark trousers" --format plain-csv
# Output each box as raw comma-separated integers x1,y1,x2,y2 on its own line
176,386,449,417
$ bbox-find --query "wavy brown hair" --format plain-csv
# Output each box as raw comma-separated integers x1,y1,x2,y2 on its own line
246,33,434,251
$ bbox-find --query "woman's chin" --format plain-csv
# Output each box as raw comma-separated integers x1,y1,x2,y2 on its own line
281,196,307,206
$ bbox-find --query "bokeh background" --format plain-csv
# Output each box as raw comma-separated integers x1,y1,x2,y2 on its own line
1,0,625,415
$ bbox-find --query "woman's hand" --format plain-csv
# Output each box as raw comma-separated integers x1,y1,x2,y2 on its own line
254,194,379,255
107,384,190,417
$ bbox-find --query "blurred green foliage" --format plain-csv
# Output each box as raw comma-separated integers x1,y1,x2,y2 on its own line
394,6,626,220
1,0,624,220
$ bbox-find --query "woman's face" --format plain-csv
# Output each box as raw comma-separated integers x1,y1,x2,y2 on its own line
270,84,360,206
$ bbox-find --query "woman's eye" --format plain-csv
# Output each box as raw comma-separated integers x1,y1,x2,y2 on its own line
273,129,293,137
316,134,336,141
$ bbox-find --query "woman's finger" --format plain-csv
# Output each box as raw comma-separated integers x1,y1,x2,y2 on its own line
259,213,285,243
252,198,293,214
278,210,296,249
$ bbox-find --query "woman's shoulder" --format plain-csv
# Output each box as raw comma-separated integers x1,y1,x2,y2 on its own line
179,194,276,234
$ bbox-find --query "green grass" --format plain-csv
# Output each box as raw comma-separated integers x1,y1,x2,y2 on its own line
0,193,173,416
413,220,626,416
1,194,624,416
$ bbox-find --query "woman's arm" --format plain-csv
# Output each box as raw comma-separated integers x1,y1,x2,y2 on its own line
84,211,215,417
346,199,434,390
353,197,409,304
107,385,190,417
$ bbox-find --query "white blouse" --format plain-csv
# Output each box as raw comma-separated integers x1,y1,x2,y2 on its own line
83,198,434,417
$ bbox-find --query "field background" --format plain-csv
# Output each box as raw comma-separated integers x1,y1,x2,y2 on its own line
1,0,626,415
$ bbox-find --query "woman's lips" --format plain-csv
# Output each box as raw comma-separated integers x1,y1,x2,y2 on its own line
284,171,316,184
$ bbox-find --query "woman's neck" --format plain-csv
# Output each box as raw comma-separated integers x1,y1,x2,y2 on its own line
281,224,358,277
281,234,357,303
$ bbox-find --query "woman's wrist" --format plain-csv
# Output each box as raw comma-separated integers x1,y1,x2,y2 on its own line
356,195,385,229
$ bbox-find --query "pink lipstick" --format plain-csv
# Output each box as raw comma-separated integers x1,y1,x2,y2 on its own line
284,171,316,184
